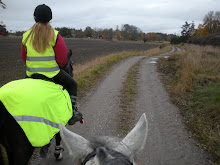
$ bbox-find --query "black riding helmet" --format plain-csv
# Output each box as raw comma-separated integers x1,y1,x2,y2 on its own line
34,4,52,23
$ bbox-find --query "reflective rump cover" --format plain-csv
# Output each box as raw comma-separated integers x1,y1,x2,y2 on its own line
0,78,72,147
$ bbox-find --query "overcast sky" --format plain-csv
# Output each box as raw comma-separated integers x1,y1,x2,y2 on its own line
0,0,219,34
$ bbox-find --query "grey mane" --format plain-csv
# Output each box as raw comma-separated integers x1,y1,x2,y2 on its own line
89,136,122,149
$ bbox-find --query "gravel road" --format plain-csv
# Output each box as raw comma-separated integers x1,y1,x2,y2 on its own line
31,48,210,165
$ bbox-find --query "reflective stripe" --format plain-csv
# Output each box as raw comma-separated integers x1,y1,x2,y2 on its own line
13,116,59,129
27,66,60,72
27,56,56,61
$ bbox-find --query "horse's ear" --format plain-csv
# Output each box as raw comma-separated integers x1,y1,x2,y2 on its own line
67,49,72,58
114,113,148,157
58,123,93,159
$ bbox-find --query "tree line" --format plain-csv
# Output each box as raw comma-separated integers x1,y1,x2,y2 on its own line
0,21,173,42
171,11,220,46
54,24,173,42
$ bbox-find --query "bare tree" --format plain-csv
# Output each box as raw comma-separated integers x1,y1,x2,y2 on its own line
203,11,220,34
121,24,142,41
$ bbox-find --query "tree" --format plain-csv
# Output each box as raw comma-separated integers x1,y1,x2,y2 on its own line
92,27,103,38
75,29,84,38
121,24,142,41
194,24,209,36
181,21,191,37
102,28,113,40
203,11,220,34
181,21,195,42
55,27,71,37
145,33,156,41
84,26,93,38
115,25,121,40
0,23,8,36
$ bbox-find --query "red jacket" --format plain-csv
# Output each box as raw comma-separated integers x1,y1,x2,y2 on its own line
21,34,68,68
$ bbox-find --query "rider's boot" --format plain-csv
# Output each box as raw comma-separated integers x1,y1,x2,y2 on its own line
68,95,83,125
54,145,64,160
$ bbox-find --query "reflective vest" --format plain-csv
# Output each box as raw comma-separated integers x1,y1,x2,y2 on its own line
22,29,60,78
0,78,72,147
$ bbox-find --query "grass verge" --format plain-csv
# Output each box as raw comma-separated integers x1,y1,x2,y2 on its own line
117,60,142,136
157,44,220,164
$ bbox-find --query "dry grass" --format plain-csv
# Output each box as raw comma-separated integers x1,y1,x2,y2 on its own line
157,44,220,164
174,45,220,94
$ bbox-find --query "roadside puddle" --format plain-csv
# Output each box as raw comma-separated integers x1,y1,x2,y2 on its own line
149,57,158,63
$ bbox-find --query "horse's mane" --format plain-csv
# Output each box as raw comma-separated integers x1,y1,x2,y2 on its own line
89,136,122,149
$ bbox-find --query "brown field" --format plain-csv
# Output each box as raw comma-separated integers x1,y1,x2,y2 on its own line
0,37,157,86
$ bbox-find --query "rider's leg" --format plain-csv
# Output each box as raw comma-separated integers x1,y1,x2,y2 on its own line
53,70,77,96
54,133,64,160
53,70,82,125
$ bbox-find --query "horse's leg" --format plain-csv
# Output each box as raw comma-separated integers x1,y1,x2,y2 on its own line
54,132,63,160
12,143,34,165
0,102,34,165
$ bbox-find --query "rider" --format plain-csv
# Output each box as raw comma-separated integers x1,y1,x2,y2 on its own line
21,4,81,125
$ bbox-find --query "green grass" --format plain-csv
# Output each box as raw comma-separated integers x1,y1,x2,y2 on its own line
186,83,220,156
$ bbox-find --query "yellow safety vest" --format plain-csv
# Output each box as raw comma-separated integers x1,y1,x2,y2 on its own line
22,29,60,78
0,78,72,147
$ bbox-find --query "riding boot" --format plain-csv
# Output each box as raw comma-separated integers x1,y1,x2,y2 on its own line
68,95,83,125
54,145,64,160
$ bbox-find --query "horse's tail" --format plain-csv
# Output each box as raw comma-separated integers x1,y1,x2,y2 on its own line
0,102,9,165
0,144,9,165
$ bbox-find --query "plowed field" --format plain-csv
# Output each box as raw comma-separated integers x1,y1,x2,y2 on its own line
0,37,157,86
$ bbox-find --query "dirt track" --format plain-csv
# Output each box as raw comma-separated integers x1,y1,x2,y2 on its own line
31,48,210,165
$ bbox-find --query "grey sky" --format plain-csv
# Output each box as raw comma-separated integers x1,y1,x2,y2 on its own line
0,0,219,34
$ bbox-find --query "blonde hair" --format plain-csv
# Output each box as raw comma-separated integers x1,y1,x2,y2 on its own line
24,22,55,53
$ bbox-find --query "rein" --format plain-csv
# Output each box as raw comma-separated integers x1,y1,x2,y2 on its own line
81,150,97,165
81,149,134,165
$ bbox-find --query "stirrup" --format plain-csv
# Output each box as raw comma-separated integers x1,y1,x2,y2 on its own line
54,145,64,160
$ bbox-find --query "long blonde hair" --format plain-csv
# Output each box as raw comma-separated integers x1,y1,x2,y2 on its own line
24,22,55,53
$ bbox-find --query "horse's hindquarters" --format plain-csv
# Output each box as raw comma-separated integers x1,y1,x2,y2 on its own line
0,101,34,164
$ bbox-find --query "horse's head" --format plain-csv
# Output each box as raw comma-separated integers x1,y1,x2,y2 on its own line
59,113,148,165
63,49,73,77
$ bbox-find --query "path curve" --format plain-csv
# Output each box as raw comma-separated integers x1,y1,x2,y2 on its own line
31,48,210,165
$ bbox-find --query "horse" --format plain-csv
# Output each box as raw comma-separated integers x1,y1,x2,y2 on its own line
0,49,78,164
59,113,148,165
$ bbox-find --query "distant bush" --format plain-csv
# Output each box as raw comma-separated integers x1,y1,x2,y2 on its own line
188,34,220,46
170,36,188,45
